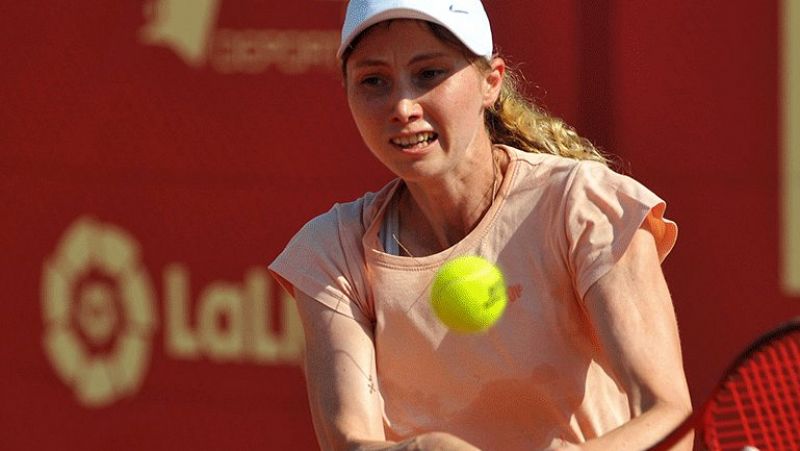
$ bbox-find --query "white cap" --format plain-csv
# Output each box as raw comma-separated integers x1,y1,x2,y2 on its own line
338,0,493,60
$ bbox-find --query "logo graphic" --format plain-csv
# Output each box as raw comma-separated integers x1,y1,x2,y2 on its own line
140,0,221,67
41,217,157,408
138,0,339,74
507,283,523,303
41,216,305,408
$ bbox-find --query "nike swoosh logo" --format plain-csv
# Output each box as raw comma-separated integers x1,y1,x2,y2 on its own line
449,4,469,14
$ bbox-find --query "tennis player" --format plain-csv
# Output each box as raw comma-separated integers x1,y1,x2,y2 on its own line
269,1,692,449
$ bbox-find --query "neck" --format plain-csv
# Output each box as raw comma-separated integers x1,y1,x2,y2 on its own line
397,145,507,256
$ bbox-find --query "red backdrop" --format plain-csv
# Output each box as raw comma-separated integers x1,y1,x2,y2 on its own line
1,1,796,449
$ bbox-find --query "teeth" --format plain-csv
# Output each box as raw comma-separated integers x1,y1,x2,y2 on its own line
392,132,435,147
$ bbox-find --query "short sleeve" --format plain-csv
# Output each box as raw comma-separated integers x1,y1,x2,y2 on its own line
268,202,374,325
564,162,678,299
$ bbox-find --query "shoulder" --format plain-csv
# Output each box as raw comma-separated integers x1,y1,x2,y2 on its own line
269,179,399,293
293,179,400,248
501,145,598,193
506,145,636,196
501,146,663,210
564,159,663,206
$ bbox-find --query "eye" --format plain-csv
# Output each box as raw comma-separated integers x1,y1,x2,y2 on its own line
360,75,387,88
419,69,445,81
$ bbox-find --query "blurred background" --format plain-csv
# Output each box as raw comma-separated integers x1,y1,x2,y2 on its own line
1,0,797,449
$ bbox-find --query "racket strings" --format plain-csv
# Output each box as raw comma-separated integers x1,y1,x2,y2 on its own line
704,331,800,451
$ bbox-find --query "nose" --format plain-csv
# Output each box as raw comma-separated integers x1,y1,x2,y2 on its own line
391,91,422,124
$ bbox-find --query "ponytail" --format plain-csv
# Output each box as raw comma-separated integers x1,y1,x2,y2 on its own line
485,67,609,166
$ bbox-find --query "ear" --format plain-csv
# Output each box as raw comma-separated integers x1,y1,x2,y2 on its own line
482,57,505,108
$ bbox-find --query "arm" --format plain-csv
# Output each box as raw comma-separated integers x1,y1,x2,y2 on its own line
295,291,480,451
559,226,693,451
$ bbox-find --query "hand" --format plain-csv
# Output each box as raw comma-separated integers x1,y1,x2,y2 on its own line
543,437,581,451
389,432,481,451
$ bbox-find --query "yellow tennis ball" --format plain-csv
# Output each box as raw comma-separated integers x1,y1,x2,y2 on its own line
430,255,508,333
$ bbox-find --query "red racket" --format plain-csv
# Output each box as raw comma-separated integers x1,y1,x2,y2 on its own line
652,317,800,451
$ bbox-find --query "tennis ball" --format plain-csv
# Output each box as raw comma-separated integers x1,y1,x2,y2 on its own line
430,255,508,333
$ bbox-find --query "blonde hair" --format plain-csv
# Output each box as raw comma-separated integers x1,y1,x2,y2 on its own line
341,20,609,166
482,62,609,166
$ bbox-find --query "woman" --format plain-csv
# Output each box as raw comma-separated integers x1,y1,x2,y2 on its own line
269,1,692,449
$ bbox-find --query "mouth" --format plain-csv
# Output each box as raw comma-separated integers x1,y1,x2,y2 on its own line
390,131,438,150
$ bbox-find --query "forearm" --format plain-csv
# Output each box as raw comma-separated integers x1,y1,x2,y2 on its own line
344,438,398,451
350,438,420,451
345,432,480,451
561,401,692,451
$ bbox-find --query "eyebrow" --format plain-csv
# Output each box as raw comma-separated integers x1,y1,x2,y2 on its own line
352,52,450,69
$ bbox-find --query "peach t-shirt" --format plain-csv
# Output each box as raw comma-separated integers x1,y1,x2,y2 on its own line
269,146,677,450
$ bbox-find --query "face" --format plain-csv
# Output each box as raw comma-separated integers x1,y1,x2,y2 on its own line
344,20,504,182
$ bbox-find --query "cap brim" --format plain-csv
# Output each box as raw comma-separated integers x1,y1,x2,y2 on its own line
337,9,454,59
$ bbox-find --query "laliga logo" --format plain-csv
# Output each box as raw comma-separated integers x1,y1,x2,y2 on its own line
41,217,157,408
138,0,340,73
42,216,304,408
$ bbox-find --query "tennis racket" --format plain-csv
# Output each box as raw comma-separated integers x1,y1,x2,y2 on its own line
651,317,800,451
